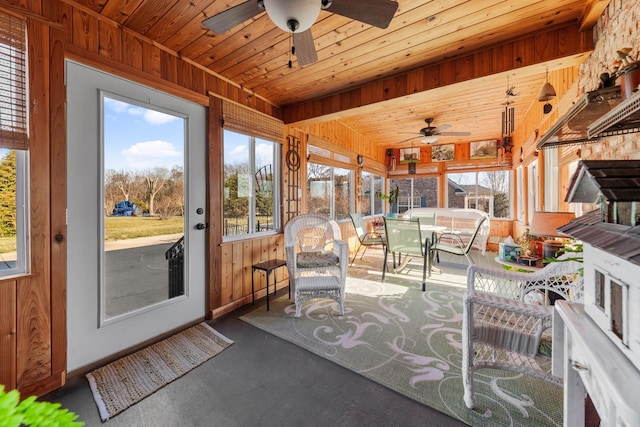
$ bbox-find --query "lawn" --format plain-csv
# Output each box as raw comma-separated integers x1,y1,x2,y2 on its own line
104,216,184,240
0,216,185,253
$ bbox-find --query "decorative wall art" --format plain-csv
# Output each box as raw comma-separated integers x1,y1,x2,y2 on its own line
400,147,420,164
431,144,455,162
470,140,498,159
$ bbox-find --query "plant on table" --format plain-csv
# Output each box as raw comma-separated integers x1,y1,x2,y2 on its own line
375,185,399,215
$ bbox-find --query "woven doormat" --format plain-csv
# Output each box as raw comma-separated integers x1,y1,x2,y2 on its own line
86,322,233,421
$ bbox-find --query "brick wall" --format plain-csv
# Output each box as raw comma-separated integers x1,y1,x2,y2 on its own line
578,0,640,161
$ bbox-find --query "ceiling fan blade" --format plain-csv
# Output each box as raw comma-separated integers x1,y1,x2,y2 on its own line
293,30,318,66
438,131,471,136
433,124,452,133
202,1,264,34
395,136,421,144
327,0,398,29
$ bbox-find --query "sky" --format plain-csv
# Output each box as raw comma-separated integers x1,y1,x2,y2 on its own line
103,96,274,172
223,129,275,168
103,96,184,172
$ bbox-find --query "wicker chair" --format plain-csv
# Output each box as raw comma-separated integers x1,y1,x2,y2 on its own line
284,213,349,317
462,253,583,409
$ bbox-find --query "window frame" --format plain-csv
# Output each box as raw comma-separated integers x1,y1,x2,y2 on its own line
0,149,29,277
360,170,384,217
222,129,281,241
306,160,354,221
0,13,29,278
445,170,514,220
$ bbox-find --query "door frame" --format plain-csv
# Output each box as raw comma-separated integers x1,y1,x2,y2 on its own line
65,60,207,372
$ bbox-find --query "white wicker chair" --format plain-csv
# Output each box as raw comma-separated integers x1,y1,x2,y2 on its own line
462,253,583,409
284,213,349,317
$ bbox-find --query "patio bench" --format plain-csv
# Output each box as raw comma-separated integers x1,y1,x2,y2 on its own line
404,208,490,255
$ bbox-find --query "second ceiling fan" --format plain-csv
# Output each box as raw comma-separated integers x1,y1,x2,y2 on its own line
202,0,398,66
408,118,471,144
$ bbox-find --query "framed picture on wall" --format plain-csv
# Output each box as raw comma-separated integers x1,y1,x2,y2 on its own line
399,147,420,164
470,139,498,159
432,144,455,161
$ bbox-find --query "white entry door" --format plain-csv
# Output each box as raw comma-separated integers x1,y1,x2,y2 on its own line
65,61,207,371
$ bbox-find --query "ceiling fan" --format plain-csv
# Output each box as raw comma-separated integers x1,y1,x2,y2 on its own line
202,0,398,66
402,118,471,144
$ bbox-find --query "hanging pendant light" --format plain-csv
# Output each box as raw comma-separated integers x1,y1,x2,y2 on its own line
538,68,556,114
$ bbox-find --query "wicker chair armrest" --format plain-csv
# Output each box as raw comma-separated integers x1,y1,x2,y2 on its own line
466,290,553,318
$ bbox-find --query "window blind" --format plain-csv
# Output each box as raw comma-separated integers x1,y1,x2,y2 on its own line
221,99,284,142
0,12,28,148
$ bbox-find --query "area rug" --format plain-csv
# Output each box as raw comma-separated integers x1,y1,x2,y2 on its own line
86,322,233,421
240,262,563,427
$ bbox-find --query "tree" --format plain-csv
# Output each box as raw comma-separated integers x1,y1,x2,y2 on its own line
105,169,134,201
479,170,510,218
142,167,170,216
154,166,184,219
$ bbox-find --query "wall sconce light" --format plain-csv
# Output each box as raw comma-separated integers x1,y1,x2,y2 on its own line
519,147,524,163
357,154,364,167
386,148,396,171
538,68,556,114
408,162,416,174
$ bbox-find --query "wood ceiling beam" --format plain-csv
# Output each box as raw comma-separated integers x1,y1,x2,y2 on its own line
283,21,593,125
579,0,612,31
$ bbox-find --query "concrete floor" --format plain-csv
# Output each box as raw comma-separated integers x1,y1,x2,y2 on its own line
44,248,502,426
43,291,467,427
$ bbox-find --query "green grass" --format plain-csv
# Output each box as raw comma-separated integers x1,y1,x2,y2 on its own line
0,216,185,253
104,216,184,240
0,236,15,254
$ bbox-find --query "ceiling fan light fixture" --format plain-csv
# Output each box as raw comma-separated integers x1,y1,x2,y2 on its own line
421,136,438,144
263,0,321,32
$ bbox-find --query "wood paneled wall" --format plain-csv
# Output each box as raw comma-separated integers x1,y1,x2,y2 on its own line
0,0,290,397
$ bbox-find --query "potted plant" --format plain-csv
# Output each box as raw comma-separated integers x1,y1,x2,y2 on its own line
375,185,399,217
0,385,84,426
612,47,640,99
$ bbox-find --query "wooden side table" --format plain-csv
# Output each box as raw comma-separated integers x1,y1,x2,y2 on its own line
251,259,287,311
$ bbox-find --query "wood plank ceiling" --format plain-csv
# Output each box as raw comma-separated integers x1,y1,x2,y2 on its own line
68,0,606,149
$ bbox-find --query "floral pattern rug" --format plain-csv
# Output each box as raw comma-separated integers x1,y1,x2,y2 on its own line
240,257,563,427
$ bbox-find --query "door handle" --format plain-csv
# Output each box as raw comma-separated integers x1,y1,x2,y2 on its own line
195,223,208,230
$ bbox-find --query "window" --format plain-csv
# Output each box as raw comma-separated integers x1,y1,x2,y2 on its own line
447,171,512,219
307,162,353,220
389,177,439,215
0,13,29,277
544,147,559,211
527,160,538,223
516,166,525,222
223,130,280,238
360,171,383,216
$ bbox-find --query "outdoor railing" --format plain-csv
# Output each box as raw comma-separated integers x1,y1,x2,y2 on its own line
165,235,184,298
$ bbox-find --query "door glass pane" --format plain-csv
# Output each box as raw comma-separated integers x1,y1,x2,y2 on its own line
102,95,185,321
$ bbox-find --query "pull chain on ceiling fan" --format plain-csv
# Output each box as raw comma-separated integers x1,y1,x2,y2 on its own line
202,0,398,67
